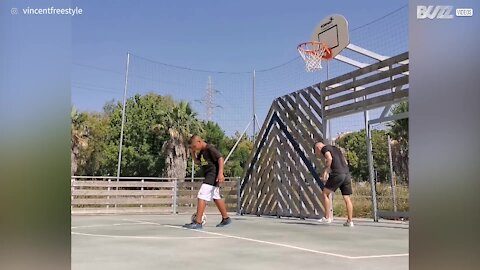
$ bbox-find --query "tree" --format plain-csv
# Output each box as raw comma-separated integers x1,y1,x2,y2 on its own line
71,107,88,175
75,112,110,176
153,101,203,179
94,93,177,177
73,93,253,179
223,133,253,177
336,129,389,182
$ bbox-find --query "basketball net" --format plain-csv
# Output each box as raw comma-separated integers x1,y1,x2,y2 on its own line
297,42,332,72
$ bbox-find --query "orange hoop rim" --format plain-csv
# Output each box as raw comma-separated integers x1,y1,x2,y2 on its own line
297,41,333,60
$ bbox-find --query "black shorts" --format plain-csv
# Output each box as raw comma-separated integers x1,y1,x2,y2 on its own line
324,173,352,195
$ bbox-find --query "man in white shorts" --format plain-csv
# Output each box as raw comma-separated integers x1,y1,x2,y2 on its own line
183,135,232,229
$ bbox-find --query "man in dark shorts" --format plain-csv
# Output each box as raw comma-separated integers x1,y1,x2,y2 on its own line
315,142,354,227
183,135,232,229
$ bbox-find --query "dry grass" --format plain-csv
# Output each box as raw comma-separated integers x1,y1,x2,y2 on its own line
333,182,409,219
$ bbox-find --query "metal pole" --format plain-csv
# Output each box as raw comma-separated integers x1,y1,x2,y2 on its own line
172,179,178,214
190,160,194,208
252,70,256,140
325,61,334,219
388,135,398,212
191,157,195,182
366,120,378,222
224,118,253,163
116,52,130,180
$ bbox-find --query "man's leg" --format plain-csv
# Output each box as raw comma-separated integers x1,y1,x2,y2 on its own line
343,195,353,222
321,188,332,219
340,174,353,223
195,199,207,224
213,199,229,219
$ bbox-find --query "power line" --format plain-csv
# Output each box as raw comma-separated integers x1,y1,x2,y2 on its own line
72,85,121,94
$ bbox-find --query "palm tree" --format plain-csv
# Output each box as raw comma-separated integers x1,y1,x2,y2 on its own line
71,107,89,175
388,101,409,183
153,101,203,179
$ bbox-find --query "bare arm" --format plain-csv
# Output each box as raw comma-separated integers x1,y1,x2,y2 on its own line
191,149,201,165
323,151,333,181
217,157,225,183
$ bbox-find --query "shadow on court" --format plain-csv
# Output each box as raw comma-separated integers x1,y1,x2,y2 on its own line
72,214,408,270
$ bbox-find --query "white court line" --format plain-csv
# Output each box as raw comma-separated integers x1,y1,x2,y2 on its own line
350,253,410,259
127,219,408,260
71,231,226,240
71,222,152,229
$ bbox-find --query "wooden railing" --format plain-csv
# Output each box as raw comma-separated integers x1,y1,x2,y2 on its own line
71,176,240,215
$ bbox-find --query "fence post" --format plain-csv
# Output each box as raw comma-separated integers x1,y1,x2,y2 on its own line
387,135,398,212
236,177,241,215
71,177,74,212
140,179,144,209
107,178,111,209
172,179,178,214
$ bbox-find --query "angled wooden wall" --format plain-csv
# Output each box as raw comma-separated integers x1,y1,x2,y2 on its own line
240,52,409,219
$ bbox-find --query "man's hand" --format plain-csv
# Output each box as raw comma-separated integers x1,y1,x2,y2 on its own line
217,173,225,184
322,171,329,183
191,149,201,164
217,157,225,185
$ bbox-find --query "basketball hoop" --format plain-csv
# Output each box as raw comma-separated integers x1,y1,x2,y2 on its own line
297,42,333,72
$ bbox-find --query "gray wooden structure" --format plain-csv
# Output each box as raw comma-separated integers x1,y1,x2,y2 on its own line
240,52,409,220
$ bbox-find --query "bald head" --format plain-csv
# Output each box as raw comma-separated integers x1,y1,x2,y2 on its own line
189,135,205,151
315,142,326,157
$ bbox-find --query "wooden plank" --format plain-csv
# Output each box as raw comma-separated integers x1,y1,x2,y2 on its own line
245,148,277,214
275,178,290,216
293,93,323,134
72,190,172,196
254,166,276,214
278,151,316,217
274,101,316,151
321,52,409,87
277,98,318,149
285,94,322,140
242,134,278,211
273,102,319,167
71,207,173,215
72,198,172,205
324,64,409,97
240,103,276,182
277,133,324,204
243,127,278,201
275,161,301,216
299,90,324,126
277,135,322,214
177,181,237,189
325,89,409,118
177,198,200,205
306,86,323,107
248,143,279,215
263,185,278,216
325,76,409,106
72,181,174,188
259,182,276,215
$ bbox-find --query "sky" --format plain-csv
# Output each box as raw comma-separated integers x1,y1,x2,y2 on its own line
72,0,408,136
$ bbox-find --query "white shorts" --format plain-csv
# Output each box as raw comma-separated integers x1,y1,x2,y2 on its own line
197,183,221,201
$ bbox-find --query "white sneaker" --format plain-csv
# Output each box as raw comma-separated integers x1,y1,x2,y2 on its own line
317,217,333,224
343,221,354,227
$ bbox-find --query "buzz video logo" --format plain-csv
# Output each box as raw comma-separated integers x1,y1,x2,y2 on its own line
417,5,474,19
417,6,454,19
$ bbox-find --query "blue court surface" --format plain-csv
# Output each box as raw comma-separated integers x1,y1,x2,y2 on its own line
72,214,408,270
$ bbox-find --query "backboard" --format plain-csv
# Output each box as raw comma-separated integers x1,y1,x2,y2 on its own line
311,15,350,59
